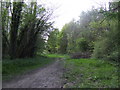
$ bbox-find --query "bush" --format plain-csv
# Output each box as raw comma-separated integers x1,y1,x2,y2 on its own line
92,38,110,59
76,38,90,52
106,50,119,61
92,22,119,62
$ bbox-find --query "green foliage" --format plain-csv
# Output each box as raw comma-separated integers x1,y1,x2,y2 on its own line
99,2,119,20
45,54,69,59
58,2,119,62
76,38,90,52
92,19,119,62
91,2,120,62
2,2,53,59
64,58,119,88
47,29,59,53
59,8,106,54
36,36,45,54
58,29,68,54
92,38,109,59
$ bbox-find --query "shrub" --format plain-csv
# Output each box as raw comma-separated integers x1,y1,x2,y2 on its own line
92,38,110,59
76,38,90,52
92,22,119,62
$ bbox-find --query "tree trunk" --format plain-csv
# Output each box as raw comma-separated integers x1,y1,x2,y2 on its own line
9,2,23,59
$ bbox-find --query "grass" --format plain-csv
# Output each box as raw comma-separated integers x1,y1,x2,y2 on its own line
2,55,56,81
44,54,69,59
63,58,119,88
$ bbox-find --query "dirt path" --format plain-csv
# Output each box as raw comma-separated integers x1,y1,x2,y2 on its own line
3,59,65,88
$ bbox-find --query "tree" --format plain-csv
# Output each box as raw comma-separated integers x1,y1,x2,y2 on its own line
47,29,59,53
2,2,11,58
92,2,120,62
2,1,54,59
76,38,90,52
59,30,68,54
9,2,23,59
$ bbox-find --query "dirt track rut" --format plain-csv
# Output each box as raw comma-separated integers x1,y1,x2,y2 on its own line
3,59,64,88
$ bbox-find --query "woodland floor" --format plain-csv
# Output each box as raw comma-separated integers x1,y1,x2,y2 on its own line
2,59,65,88
2,55,118,88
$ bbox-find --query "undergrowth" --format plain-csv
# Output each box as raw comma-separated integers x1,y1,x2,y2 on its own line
64,58,119,88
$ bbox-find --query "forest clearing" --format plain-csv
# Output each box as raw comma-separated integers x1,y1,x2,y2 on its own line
2,54,119,88
1,0,120,89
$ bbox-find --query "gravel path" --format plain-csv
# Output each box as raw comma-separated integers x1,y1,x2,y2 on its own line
3,59,65,88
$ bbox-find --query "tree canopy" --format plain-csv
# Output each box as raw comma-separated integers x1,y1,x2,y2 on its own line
2,1,54,59
46,1,119,62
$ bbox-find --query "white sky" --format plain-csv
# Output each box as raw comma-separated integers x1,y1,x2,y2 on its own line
37,0,111,30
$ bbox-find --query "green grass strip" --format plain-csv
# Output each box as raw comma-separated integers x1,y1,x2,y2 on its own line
64,58,119,88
